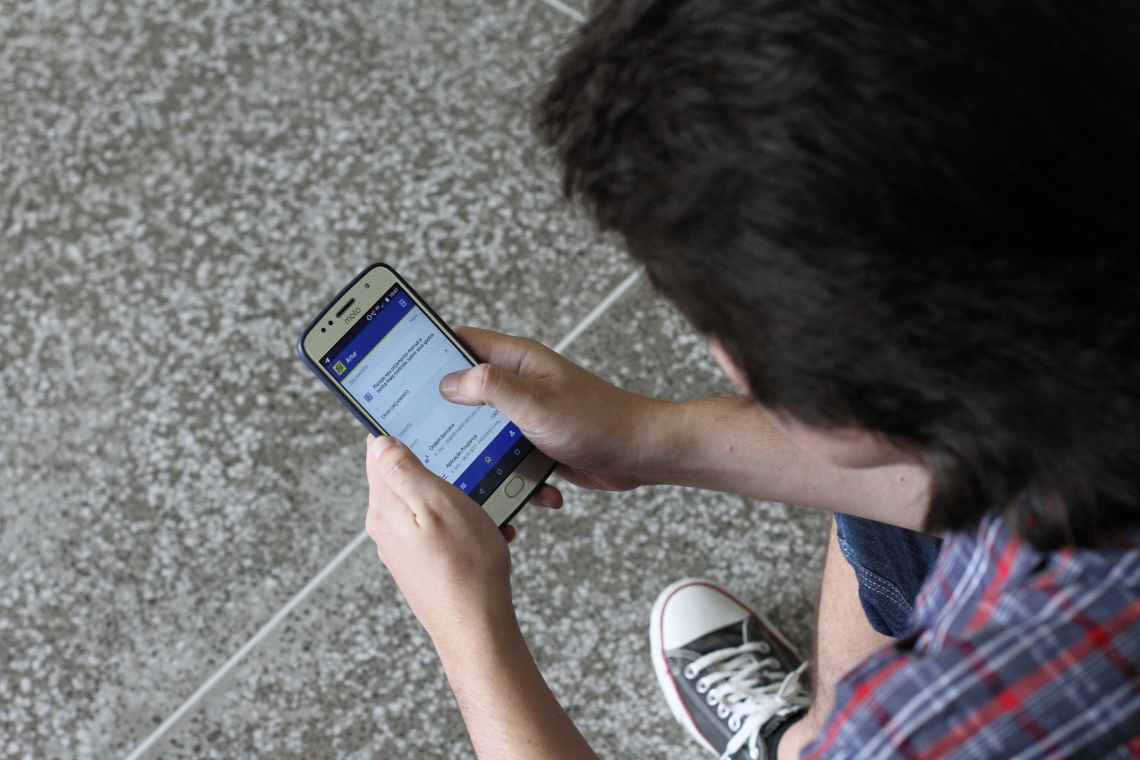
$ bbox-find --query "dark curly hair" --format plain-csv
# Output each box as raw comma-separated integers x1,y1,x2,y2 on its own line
537,0,1140,548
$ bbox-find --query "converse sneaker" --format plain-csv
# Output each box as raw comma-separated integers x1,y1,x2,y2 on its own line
650,579,810,760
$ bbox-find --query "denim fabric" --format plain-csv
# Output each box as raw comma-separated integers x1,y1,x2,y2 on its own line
833,513,942,638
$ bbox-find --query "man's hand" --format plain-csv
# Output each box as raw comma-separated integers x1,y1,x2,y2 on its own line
441,326,666,493
365,434,518,645
365,434,600,760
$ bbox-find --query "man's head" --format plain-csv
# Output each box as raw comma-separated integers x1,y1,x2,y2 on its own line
538,0,1140,547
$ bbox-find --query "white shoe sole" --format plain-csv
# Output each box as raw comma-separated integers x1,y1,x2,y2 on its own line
649,578,802,757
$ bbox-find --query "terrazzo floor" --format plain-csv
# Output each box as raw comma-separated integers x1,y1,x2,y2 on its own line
0,1,829,758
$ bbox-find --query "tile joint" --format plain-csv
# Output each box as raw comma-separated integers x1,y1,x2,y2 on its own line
536,0,586,23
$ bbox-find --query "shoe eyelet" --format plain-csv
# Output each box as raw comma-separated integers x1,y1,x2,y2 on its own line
683,665,697,679
759,643,770,653
706,692,718,706
729,716,741,731
696,680,710,693
717,705,729,719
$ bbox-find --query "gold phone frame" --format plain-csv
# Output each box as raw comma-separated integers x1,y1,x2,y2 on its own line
299,263,554,527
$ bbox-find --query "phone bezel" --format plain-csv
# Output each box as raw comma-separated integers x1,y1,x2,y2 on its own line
296,263,554,527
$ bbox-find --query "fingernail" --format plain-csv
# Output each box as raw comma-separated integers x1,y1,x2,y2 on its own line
439,371,461,398
372,436,398,459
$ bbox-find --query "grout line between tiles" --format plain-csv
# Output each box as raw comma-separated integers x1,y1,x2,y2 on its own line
553,268,640,353
121,532,372,760
119,266,641,760
535,0,586,23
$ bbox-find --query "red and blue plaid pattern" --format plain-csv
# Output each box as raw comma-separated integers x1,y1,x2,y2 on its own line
804,513,1140,759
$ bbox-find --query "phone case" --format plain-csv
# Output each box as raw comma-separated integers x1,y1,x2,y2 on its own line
296,264,386,436
296,263,483,437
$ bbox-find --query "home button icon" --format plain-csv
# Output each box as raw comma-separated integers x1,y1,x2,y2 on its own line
504,476,524,498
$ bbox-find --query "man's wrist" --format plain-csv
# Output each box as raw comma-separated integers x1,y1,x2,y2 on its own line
429,592,525,666
429,597,599,760
430,603,546,725
631,397,727,487
631,395,797,492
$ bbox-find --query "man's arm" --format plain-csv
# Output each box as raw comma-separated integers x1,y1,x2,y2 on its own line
443,327,929,531
635,396,929,530
436,615,597,760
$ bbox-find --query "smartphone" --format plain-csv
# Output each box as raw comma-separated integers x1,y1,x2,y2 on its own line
297,263,556,527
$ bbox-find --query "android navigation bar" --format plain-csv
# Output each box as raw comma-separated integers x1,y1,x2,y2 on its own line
464,435,534,505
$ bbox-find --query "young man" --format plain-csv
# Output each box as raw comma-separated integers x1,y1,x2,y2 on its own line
361,0,1140,757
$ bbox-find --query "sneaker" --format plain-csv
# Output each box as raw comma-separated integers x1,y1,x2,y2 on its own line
650,579,810,760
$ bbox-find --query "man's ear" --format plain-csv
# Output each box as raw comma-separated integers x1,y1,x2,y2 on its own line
709,338,751,395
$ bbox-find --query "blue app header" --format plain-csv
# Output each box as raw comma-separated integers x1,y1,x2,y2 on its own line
323,288,413,379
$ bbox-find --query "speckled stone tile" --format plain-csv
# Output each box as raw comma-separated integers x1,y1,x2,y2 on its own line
147,282,830,759
0,0,630,757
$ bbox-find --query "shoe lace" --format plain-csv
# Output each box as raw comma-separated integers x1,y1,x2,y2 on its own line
684,643,810,760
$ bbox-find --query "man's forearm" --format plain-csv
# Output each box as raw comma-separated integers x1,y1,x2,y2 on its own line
634,396,930,530
435,613,598,760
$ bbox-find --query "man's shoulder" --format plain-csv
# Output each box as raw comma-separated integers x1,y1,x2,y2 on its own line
804,516,1140,759
913,513,1140,687
915,512,1140,636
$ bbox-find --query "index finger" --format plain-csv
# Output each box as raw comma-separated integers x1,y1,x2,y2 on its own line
367,435,457,518
364,436,421,534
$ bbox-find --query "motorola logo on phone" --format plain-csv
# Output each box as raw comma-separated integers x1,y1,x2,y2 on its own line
344,307,363,325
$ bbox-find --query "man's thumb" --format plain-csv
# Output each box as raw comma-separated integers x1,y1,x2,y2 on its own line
439,363,531,412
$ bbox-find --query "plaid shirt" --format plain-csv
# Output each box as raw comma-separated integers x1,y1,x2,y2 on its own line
804,513,1140,759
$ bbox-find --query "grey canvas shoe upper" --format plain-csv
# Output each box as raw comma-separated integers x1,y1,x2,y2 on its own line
651,580,810,760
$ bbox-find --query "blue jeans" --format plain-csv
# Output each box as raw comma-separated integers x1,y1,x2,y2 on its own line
833,513,943,638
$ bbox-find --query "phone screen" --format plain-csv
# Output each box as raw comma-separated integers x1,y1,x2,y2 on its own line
319,284,534,504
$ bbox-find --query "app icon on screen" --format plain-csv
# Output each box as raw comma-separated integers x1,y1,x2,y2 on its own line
332,361,347,375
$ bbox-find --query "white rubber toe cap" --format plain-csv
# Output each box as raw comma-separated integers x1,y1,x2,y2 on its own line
654,579,752,651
